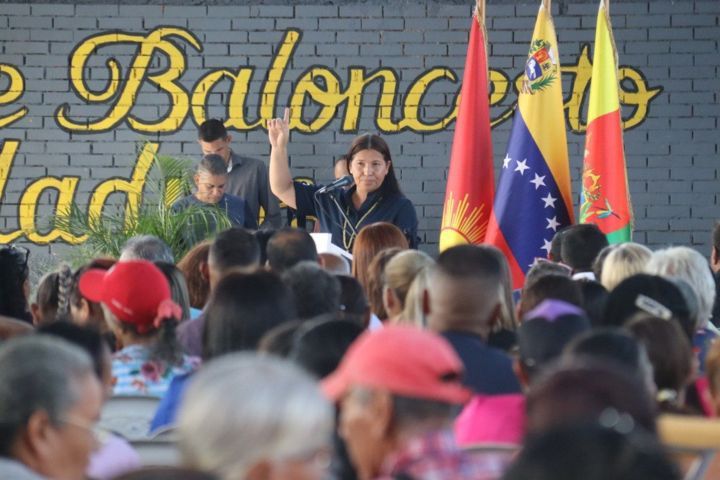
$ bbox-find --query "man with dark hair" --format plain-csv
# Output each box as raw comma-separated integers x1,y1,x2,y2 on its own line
426,244,521,394
516,300,591,386
518,274,583,320
172,155,257,244
177,228,261,355
560,223,609,279
282,261,340,321
323,326,507,480
0,336,103,480
266,228,318,273
197,119,281,228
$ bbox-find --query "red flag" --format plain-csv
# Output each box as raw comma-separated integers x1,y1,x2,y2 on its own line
439,10,494,251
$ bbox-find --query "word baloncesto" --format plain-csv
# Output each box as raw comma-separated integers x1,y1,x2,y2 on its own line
0,27,662,244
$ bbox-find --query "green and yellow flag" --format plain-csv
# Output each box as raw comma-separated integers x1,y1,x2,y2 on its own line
580,0,632,243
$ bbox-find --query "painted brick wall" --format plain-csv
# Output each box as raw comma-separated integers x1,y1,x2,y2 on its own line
0,0,718,264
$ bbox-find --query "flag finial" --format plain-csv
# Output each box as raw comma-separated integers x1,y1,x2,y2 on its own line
475,0,485,24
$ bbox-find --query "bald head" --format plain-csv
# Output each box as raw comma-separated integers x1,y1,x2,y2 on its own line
427,245,504,336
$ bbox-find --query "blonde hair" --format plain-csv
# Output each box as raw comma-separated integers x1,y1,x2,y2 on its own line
397,266,433,328
384,250,434,309
600,242,652,291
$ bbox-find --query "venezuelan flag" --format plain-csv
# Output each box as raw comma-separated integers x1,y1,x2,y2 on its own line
440,4,494,252
580,0,632,243
485,1,573,289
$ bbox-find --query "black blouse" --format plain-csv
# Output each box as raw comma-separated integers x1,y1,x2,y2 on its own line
294,182,419,251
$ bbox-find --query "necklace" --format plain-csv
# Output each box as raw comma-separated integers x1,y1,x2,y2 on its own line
342,196,382,251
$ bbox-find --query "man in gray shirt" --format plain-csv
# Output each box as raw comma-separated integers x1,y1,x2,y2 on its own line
197,119,281,228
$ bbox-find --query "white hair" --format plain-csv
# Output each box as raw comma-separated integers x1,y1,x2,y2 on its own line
177,353,333,480
646,246,716,329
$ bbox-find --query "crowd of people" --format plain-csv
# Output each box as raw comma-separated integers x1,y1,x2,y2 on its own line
1,119,719,480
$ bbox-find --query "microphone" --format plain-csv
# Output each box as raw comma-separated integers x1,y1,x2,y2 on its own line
315,175,354,195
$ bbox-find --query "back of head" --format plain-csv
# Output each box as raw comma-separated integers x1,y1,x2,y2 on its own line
525,360,657,436
564,328,655,394
290,318,364,378
198,118,227,142
38,322,108,380
523,259,572,291
352,222,408,295
266,228,318,273
561,223,609,273
318,253,350,275
646,246,716,329
603,274,693,337
706,340,720,412
549,228,566,262
120,234,174,263
600,242,652,291
336,275,370,327
383,250,434,308
0,245,31,322
33,264,74,325
178,353,333,480
177,240,211,310
0,336,94,456
519,274,583,320
366,247,402,320
282,261,341,320
428,244,504,333
577,280,609,327
204,271,296,358
625,313,693,407
209,228,260,274
518,301,591,382
504,423,680,480
155,261,192,322
113,467,218,480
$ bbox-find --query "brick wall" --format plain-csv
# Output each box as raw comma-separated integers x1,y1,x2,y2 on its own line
0,0,718,264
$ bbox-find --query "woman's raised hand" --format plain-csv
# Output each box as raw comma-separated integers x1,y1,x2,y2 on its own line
267,107,290,149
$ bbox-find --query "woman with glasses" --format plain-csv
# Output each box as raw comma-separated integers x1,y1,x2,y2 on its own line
0,245,32,323
268,108,419,251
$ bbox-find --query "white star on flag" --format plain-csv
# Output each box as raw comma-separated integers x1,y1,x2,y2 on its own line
514,159,529,175
530,173,546,190
502,154,512,169
541,239,553,253
546,216,560,231
541,193,557,209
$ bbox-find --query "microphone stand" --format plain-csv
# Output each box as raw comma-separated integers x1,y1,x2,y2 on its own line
313,188,357,253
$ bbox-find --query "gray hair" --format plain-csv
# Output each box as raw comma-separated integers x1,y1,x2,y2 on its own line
197,154,228,177
0,336,94,455
178,353,333,480
119,234,175,263
282,261,341,320
646,246,716,328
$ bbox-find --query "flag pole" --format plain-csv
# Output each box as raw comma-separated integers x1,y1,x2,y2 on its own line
475,0,485,24
542,0,551,11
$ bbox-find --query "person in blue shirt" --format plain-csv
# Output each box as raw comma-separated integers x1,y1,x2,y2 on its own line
173,154,257,246
268,108,419,251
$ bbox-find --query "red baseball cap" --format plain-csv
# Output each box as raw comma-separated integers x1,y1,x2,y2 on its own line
79,260,176,334
322,326,471,404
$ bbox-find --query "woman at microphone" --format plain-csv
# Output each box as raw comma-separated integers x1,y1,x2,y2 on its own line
268,108,419,251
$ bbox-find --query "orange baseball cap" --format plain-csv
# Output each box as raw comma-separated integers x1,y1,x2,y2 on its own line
322,326,471,404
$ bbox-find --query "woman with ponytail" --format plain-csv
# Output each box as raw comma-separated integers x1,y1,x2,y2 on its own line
30,263,74,325
79,260,200,397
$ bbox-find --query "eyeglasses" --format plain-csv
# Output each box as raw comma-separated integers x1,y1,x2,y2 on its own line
59,415,112,444
284,445,333,470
